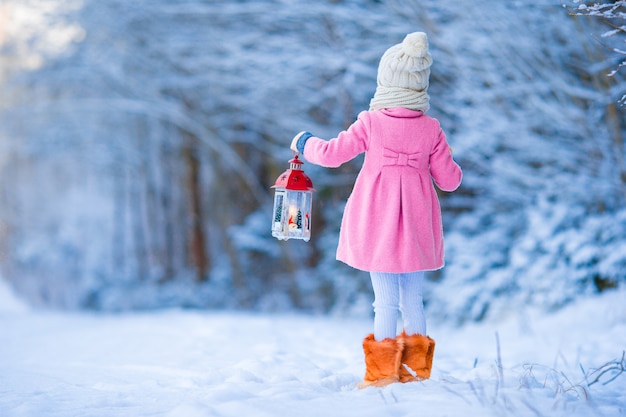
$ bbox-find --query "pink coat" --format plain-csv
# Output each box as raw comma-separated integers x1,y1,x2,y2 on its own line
303,108,462,273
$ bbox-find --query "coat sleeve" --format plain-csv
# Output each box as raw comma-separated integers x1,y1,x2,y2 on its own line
303,112,370,168
429,128,462,192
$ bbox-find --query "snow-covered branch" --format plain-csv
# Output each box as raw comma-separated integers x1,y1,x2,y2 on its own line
570,0,626,102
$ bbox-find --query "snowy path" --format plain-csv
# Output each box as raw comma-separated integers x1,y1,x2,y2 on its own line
1,290,625,417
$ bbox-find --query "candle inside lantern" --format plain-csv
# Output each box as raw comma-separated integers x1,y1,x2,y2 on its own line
288,204,299,230
271,154,314,241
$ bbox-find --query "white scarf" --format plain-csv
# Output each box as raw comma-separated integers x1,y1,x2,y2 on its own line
369,86,430,112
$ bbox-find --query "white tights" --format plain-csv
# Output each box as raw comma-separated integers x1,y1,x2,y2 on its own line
370,271,426,341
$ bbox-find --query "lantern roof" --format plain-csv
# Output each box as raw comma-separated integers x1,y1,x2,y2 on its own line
272,154,315,191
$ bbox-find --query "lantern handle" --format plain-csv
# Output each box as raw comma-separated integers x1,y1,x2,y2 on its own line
290,131,306,155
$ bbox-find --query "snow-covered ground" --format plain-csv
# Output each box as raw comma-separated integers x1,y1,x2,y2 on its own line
1,279,625,417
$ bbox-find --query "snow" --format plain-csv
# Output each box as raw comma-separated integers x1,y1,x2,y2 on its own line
1,1,625,414
1,279,625,417
0,277,28,314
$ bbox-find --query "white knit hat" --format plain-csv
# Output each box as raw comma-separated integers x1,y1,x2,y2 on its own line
369,32,432,112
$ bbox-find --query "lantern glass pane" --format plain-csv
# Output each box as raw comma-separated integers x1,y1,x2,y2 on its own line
271,189,312,241
272,189,286,236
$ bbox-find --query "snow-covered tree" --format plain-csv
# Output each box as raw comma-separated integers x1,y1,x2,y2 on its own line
572,1,625,74
1,0,624,320
570,0,626,104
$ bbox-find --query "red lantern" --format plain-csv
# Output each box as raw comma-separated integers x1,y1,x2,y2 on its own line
271,154,315,241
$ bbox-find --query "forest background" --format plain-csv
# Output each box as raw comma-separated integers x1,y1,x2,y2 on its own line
0,0,624,324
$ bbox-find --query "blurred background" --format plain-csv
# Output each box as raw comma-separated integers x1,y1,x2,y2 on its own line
0,0,624,322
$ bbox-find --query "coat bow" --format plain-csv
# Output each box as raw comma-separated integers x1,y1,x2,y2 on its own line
382,148,425,170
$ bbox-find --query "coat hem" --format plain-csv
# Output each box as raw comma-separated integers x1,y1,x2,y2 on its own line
337,258,445,274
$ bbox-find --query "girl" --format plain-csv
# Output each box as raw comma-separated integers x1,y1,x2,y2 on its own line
291,32,462,387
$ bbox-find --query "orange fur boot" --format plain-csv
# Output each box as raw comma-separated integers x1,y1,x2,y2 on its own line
358,334,403,388
398,332,435,382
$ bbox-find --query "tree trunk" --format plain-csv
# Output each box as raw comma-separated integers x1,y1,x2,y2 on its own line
183,137,209,282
